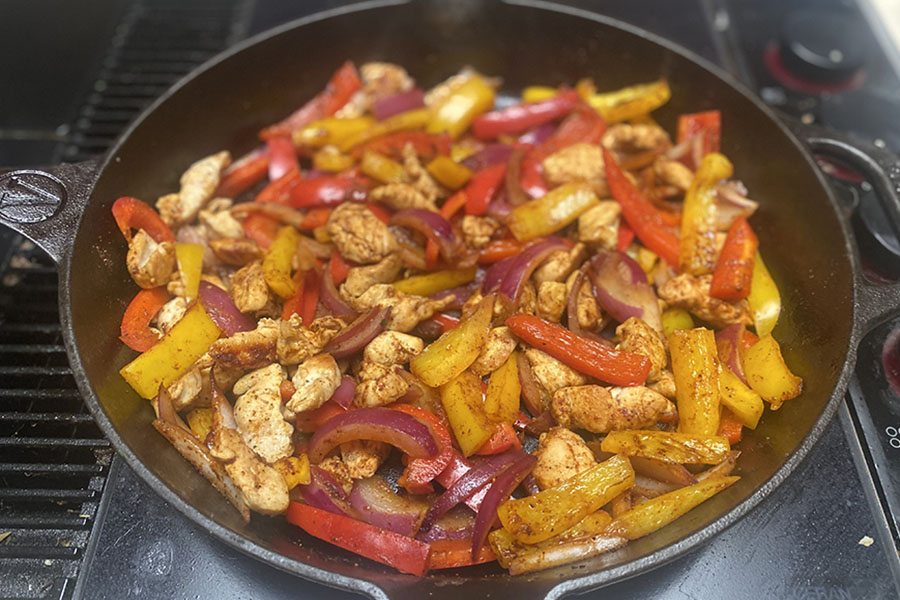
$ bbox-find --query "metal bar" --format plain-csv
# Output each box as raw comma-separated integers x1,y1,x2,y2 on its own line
0,546,81,559
0,412,94,423
0,366,71,376
0,488,97,500
0,515,90,529
0,389,82,399
0,438,109,447
0,344,66,353
0,463,105,474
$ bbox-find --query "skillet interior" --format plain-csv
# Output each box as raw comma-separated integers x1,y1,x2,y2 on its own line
64,1,855,595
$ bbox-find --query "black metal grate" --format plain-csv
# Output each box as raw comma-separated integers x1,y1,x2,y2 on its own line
1,1,251,598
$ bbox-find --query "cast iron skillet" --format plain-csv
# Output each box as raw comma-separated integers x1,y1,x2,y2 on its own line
2,1,900,598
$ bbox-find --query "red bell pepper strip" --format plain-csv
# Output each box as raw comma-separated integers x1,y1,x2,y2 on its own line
425,239,440,270
255,168,302,205
289,176,363,209
294,401,348,433
616,221,635,251
709,216,758,302
533,104,607,161
434,450,490,512
119,287,170,352
391,404,454,495
464,163,507,216
242,213,280,249
281,270,306,321
266,136,299,181
478,238,534,264
351,131,452,161
603,148,680,267
472,90,579,140
216,150,269,198
111,197,175,243
428,538,497,570
286,502,431,576
440,190,468,220
741,329,759,351
677,110,721,159
260,61,361,140
300,268,321,326
298,208,332,231
506,314,651,386
474,421,521,455
329,250,351,285
717,409,743,445
519,154,548,199
423,313,460,334
365,203,391,224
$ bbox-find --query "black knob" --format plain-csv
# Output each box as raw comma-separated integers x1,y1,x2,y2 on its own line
779,9,866,84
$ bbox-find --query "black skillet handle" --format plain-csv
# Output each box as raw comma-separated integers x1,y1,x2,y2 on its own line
0,159,100,265
784,118,900,333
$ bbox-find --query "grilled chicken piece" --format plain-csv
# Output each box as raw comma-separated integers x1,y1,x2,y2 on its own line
653,157,694,192
209,318,278,369
317,456,354,496
461,215,499,249
536,281,567,323
565,271,602,330
541,143,609,197
533,243,587,285
210,427,289,515
648,368,676,399
525,348,587,396
231,260,269,313
284,354,342,417
532,427,597,490
156,151,231,227
126,229,176,289
515,281,538,316
209,237,264,266
232,364,293,464
341,254,403,299
154,296,187,335
326,202,398,264
276,314,344,365
341,440,392,479
198,198,244,240
658,273,752,328
402,143,444,201
551,385,673,433
354,362,409,407
345,284,453,332
369,183,437,212
602,124,670,154
616,317,668,382
167,353,242,411
363,331,424,365
578,201,621,250
465,327,514,377
335,62,415,119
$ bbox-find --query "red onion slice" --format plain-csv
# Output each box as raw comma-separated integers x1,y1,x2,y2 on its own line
307,407,439,463
471,453,536,558
330,376,357,410
505,147,529,207
390,209,458,260
320,270,357,318
715,324,749,384
589,251,662,332
372,87,425,121
715,180,759,230
323,306,390,358
485,188,515,220
517,122,556,146
429,280,481,310
415,505,475,542
298,466,355,517
198,281,255,337
497,238,567,304
348,476,427,536
461,144,515,171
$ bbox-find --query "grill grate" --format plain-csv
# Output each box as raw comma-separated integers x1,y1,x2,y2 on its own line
1,1,251,598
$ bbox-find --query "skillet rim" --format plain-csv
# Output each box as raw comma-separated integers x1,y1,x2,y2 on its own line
57,0,861,597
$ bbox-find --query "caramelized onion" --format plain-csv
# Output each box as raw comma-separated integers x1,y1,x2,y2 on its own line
320,270,357,318
589,251,662,332
198,281,256,337
323,306,390,358
472,453,536,558
372,87,425,120
307,407,440,463
461,143,514,171
498,238,567,304
349,476,427,536
390,209,458,260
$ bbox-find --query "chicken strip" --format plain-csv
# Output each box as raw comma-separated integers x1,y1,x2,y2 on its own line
340,440,392,479
532,427,597,490
354,361,409,408
363,331,424,365
653,157,694,192
345,284,453,332
210,427,289,515
402,142,444,203
232,364,293,464
326,202,397,264
602,123,670,154
369,183,437,212
341,254,403,299
525,348,587,396
209,237,264,266
565,270,602,331
198,198,244,240
461,215,499,249
536,281,567,323
284,354,342,417
615,317,668,382
277,314,345,365
126,229,176,289
231,260,270,313
157,151,231,227
154,296,187,335
541,143,609,197
658,273,752,328
470,327,517,376
533,243,587,284
209,318,278,369
551,385,673,433
578,201,621,250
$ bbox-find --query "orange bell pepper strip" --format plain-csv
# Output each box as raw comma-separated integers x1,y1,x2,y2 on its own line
216,151,269,198
285,502,431,576
679,153,733,275
298,208,333,231
428,538,497,570
329,249,351,285
464,163,507,216
241,213,279,249
300,268,321,326
474,421,522,455
255,168,302,205
477,239,535,264
709,216,758,302
350,131,452,161
391,404,454,494
532,103,607,161
119,287,170,352
506,314,651,387
506,182,598,241
111,196,175,243
603,148,680,267
260,61,361,140
616,221,635,251
717,409,743,445
472,90,580,140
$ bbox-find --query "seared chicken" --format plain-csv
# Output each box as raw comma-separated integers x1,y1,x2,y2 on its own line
230,260,270,313
402,142,444,203
653,157,694,192
209,318,278,369
209,237,264,266
126,229,176,289
341,440,392,479
276,314,344,365
345,284,453,332
363,331,424,365
533,243,588,285
461,215,499,249
616,317,668,382
541,143,609,197
551,384,673,433
210,427,289,515
532,427,597,490
578,201,621,250
369,183,437,212
602,124,670,155
157,151,231,227
658,273,752,328
284,354,342,416
232,364,293,464
326,202,397,264
341,254,403,299
470,327,517,376
525,348,587,396
536,281,567,323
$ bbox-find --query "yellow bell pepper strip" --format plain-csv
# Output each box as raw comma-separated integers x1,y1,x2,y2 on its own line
312,148,355,172
273,454,311,489
506,182,599,241
661,307,694,337
426,75,496,139
521,86,558,104
483,352,521,423
292,116,375,149
669,327,721,436
741,334,803,410
410,294,495,387
120,303,221,399
263,226,300,299
605,476,739,540
426,156,472,189
603,148,680,267
392,266,477,296
600,430,731,464
359,150,406,184
174,243,204,302
496,455,634,544
679,153,733,275
439,370,495,456
185,407,214,441
747,251,781,336
339,108,432,153
717,364,764,429
587,79,672,124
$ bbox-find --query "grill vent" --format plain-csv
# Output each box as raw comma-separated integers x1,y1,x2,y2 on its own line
2,1,250,598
